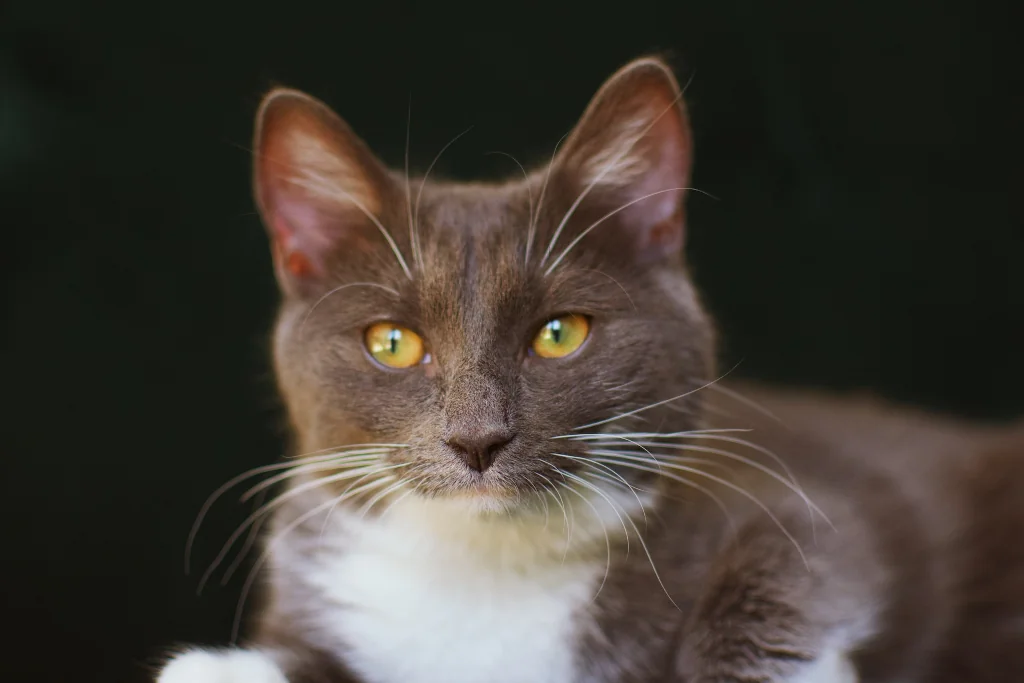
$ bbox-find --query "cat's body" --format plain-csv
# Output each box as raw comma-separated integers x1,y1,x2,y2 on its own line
157,58,1024,682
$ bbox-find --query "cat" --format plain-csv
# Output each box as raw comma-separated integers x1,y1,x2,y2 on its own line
156,56,1024,683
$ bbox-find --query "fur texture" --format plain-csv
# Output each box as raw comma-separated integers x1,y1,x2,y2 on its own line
159,57,1024,683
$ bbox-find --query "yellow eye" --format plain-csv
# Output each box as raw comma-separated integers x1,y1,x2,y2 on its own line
364,323,426,369
531,314,590,359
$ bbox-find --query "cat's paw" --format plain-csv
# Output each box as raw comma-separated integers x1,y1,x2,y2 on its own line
788,648,858,683
157,649,288,683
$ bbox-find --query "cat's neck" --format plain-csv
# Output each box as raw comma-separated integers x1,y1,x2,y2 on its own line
325,484,651,571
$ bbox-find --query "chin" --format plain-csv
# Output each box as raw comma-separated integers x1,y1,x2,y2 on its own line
413,483,532,518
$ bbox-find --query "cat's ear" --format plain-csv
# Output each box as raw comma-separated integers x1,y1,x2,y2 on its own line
554,57,692,262
253,88,395,294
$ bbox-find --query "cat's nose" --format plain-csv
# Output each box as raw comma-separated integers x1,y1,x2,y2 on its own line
446,428,514,473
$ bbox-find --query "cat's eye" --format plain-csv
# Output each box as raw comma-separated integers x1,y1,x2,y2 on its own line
531,314,590,359
364,323,426,369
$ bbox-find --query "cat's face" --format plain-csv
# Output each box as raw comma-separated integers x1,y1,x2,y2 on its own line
254,58,715,514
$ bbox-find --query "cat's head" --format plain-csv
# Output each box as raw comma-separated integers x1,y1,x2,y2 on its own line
253,57,715,515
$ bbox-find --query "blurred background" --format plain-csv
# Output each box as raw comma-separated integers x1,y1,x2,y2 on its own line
1,0,1021,680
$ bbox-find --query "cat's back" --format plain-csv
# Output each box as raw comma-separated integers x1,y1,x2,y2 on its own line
711,381,1024,682
710,381,1015,496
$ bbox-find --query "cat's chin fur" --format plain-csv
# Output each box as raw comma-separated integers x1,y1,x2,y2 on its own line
343,482,652,566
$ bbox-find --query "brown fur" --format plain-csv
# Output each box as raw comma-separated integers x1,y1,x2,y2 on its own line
171,57,1024,682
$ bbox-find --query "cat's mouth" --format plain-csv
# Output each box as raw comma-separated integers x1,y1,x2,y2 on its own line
454,479,514,499
440,478,523,514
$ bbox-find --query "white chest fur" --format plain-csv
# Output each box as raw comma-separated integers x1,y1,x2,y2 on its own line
307,497,611,683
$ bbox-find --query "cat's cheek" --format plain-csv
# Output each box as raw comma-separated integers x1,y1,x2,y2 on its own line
156,649,288,683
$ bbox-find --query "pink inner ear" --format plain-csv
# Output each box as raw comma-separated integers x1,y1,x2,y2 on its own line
616,108,690,258
254,95,388,290
265,187,333,280
270,215,315,278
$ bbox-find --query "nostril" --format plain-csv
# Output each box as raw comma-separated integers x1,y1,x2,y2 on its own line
446,431,514,473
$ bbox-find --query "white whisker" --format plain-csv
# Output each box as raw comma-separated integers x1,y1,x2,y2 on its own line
552,452,647,528
230,475,397,644
593,455,807,568
301,283,402,332
585,448,732,477
539,92,687,269
287,175,412,279
564,467,679,611
573,365,741,431
404,95,421,270
219,488,269,587
485,150,533,224
707,383,785,425
559,428,751,441
413,126,473,242
199,463,405,593
239,453,384,502
554,474,612,602
378,477,424,520
316,467,409,544
358,476,415,520
544,187,712,276
184,444,406,573
578,268,638,311
537,468,573,562
526,132,570,266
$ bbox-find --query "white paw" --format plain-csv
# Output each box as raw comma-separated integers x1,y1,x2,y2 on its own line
788,647,858,683
157,649,288,683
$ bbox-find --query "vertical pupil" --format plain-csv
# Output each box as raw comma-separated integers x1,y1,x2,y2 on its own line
388,329,400,354
550,320,563,344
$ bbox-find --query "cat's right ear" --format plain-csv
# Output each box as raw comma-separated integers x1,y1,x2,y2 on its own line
253,88,395,295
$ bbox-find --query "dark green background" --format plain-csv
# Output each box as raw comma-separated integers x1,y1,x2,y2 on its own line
2,1,1021,681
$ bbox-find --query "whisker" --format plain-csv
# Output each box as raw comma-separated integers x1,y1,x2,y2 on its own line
534,480,552,531
224,469,399,588
587,455,735,532
184,445,405,573
676,433,830,532
316,466,408,544
358,476,415,520
558,468,632,548
539,92,687,269
537,469,573,562
554,475,612,602
552,452,647,528
219,488,269,588
578,268,638,311
378,474,427,520
559,428,751,441
239,453,384,503
706,383,785,425
544,187,713,276
585,448,733,477
573,365,742,431
413,126,473,240
287,175,411,279
301,283,402,333
606,441,830,532
404,95,422,271
526,132,570,266
198,463,405,594
485,151,533,223
230,475,397,644
577,468,695,511
563,468,680,611
593,455,806,568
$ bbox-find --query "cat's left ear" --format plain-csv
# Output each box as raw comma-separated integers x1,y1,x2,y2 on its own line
553,57,693,263
252,87,397,296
